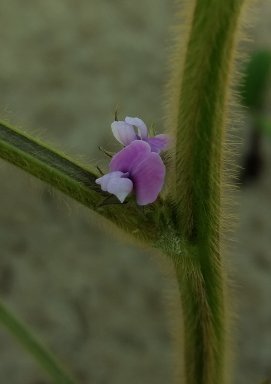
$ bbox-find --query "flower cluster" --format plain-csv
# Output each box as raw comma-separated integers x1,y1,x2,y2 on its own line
96,117,169,205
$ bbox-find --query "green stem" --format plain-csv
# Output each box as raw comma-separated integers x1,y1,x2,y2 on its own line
159,231,227,384
175,245,226,384
166,1,247,383
174,0,245,236
0,121,157,242
0,299,75,384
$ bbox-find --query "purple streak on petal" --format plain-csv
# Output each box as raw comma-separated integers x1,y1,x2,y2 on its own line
131,152,165,205
145,134,170,153
111,121,137,146
110,140,151,174
109,141,165,205
125,116,148,139
96,171,133,202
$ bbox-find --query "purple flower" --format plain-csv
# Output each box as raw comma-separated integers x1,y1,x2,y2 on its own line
111,116,169,153
96,140,165,205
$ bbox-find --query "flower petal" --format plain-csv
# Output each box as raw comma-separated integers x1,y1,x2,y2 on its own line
110,140,151,174
145,134,170,153
96,171,123,191
96,171,133,203
131,152,166,205
111,121,137,146
125,116,148,139
108,140,166,205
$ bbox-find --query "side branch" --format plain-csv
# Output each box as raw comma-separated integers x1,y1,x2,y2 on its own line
0,121,157,242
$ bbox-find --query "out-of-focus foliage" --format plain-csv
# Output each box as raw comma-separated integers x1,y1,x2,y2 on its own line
240,50,271,110
258,116,271,136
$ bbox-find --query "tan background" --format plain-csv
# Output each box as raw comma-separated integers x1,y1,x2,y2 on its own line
0,1,271,383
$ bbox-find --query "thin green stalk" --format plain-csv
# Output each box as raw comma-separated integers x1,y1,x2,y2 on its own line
166,1,247,383
0,121,158,242
0,299,75,384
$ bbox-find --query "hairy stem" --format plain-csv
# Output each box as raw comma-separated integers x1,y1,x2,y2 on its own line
0,121,157,242
167,1,247,383
0,299,75,384
173,0,244,236
175,245,226,384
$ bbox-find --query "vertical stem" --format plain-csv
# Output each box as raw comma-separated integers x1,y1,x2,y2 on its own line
174,245,226,384
173,0,245,237
166,1,248,383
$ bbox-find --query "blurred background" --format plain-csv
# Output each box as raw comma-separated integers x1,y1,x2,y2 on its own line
0,1,271,383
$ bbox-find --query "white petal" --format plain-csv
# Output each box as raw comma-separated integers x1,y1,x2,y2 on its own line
96,171,133,203
125,116,148,139
111,121,137,146
96,171,124,191
107,176,133,203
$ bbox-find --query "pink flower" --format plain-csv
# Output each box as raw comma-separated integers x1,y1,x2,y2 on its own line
111,116,169,153
96,141,165,205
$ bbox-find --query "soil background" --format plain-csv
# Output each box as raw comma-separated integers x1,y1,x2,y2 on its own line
0,1,271,383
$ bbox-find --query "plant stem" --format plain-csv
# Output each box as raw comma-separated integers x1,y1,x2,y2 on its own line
0,121,157,242
175,245,226,384
0,299,76,384
166,1,247,383
173,0,245,237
